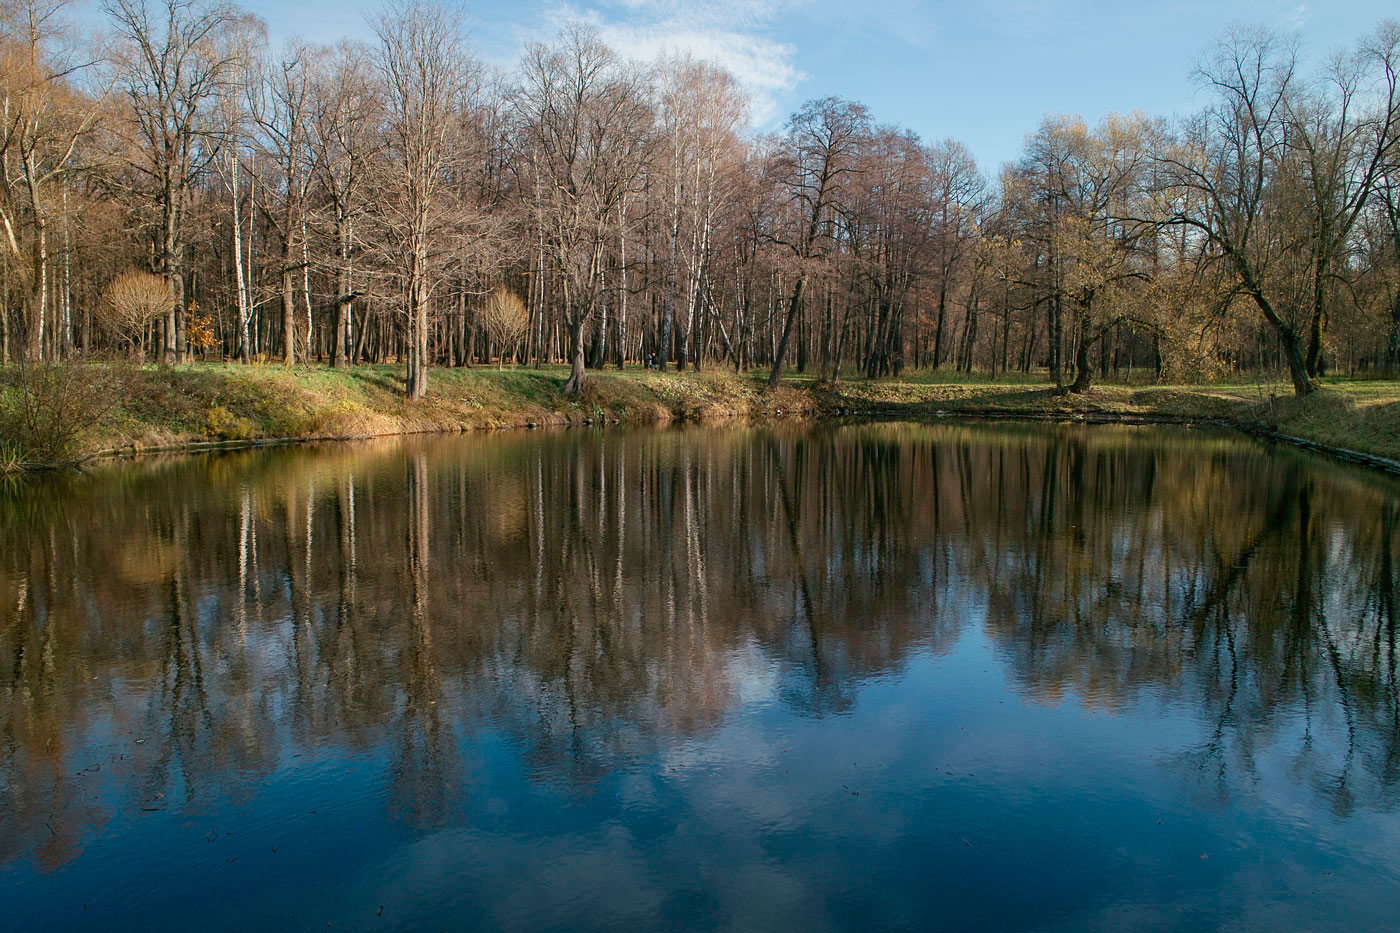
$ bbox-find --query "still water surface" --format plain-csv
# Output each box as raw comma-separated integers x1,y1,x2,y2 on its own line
2,422,1399,931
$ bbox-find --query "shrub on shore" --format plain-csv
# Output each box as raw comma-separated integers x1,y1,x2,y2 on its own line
0,362,131,469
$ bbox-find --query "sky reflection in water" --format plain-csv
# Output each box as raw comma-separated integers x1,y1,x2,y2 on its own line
1,421,1398,930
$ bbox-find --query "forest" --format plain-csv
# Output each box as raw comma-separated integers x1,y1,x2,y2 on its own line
2,0,1399,399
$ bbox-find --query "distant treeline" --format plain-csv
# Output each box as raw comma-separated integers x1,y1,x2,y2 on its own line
1,0,1398,396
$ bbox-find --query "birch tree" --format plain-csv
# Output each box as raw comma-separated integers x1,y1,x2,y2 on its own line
513,25,650,395
308,40,375,368
250,38,317,366
369,0,475,399
0,0,106,361
105,0,245,364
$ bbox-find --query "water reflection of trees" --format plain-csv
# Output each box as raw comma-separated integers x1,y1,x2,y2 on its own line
0,423,1397,863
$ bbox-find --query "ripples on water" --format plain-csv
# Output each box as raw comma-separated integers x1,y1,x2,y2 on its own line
1,422,1398,930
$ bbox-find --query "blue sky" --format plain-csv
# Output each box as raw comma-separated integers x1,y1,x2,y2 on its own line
239,0,1393,171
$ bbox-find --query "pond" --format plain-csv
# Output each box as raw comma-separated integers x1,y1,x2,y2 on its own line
1,421,1398,930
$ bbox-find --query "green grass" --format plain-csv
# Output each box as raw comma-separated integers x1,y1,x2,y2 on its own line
85,362,821,453
809,373,1400,463
6,361,1400,469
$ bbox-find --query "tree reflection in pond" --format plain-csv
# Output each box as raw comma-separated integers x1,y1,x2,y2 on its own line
1,422,1397,929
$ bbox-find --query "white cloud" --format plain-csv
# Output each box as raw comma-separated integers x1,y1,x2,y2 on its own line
602,0,797,31
602,24,801,125
534,0,806,128
1283,4,1312,30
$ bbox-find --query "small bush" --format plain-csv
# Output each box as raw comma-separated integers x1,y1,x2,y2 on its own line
97,270,172,357
479,288,530,369
0,362,132,468
203,405,256,440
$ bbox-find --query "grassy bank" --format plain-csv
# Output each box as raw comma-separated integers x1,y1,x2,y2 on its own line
3,362,1400,471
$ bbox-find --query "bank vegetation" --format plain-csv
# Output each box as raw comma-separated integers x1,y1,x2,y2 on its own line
2,1,1400,469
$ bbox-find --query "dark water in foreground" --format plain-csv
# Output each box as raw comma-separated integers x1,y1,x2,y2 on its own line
1,422,1398,931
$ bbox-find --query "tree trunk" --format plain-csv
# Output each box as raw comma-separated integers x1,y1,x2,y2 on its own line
1387,288,1400,374
1069,316,1094,393
1241,278,1315,396
767,275,806,388
1278,328,1314,396
660,195,679,372
24,217,46,362
1305,264,1326,378
960,291,979,373
331,213,353,369
230,154,251,364
562,311,587,395
163,271,183,369
591,261,609,369
302,222,315,362
616,210,629,368
464,299,477,367
405,239,430,399
281,258,296,367
931,282,947,369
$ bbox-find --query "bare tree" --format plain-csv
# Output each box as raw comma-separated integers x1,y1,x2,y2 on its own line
478,286,527,368
1158,27,1317,394
512,25,650,395
1021,114,1156,393
927,139,985,369
2,3,1396,390
767,96,869,387
105,0,245,365
1372,26,1400,372
1284,22,1400,376
369,0,476,399
97,267,170,355
652,55,746,371
0,0,107,361
308,40,375,368
209,12,262,361
250,38,318,366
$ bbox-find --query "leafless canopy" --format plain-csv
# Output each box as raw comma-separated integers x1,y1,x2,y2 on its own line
1,6,1398,397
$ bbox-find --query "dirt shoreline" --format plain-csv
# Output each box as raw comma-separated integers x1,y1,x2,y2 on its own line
82,401,1400,479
